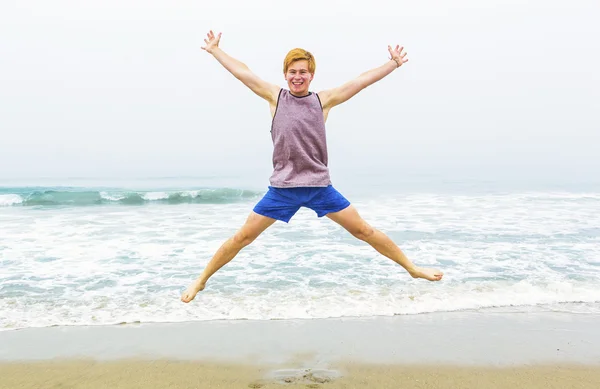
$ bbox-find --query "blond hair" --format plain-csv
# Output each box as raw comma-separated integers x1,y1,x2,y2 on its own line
283,48,316,74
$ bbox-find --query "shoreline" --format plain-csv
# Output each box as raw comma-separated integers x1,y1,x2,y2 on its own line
2,312,600,388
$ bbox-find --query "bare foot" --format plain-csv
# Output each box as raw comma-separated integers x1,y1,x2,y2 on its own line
181,279,206,303
409,267,444,281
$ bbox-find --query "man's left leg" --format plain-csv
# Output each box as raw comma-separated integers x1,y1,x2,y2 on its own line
326,205,443,281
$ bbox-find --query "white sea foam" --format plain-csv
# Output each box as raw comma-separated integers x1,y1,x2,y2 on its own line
1,280,599,331
0,194,22,206
141,191,170,201
99,191,125,201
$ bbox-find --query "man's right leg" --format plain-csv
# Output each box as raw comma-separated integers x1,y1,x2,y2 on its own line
181,211,276,303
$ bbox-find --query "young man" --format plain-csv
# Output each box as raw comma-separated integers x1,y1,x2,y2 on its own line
181,31,443,303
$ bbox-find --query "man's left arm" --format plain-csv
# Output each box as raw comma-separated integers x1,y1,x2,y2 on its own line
318,45,408,110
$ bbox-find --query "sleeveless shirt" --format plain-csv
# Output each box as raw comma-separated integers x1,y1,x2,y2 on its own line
269,89,331,188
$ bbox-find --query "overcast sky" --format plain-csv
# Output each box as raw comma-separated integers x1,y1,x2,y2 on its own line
1,0,598,186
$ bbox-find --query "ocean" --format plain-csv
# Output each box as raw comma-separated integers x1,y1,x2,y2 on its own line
1,176,599,331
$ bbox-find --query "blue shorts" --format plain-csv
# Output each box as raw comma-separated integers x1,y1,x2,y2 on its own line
253,185,351,223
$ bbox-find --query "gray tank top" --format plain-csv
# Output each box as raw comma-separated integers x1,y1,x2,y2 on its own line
269,89,331,188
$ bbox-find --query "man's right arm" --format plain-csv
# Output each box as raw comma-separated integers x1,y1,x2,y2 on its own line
210,47,280,105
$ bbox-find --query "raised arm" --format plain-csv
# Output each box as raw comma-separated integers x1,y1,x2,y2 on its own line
202,31,280,104
318,45,408,110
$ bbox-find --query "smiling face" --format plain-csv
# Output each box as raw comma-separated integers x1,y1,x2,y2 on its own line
283,48,316,97
285,60,314,96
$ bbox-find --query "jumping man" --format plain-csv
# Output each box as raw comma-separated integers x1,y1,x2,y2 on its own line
182,31,443,303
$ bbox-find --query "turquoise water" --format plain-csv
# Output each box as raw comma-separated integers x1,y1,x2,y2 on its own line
0,186,260,206
1,178,599,330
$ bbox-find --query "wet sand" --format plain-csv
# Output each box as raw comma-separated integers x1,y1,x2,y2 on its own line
1,312,600,388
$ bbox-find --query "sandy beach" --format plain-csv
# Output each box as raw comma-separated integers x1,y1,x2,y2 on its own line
1,360,600,388
1,311,600,388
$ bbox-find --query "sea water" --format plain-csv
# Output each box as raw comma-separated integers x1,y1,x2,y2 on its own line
1,176,599,331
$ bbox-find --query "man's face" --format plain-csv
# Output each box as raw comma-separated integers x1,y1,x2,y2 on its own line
285,60,313,96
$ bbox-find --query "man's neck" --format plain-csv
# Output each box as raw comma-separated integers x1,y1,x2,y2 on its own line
289,90,310,97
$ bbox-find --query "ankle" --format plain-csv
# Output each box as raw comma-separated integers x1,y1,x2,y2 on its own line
197,275,208,286
406,266,419,277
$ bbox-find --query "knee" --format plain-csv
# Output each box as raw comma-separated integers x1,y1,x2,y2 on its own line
232,230,257,248
350,223,375,241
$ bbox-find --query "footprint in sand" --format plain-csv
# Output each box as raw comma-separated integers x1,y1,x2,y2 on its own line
267,368,341,385
249,368,340,387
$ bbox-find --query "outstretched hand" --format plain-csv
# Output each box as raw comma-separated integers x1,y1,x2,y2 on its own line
388,45,408,68
201,30,222,54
